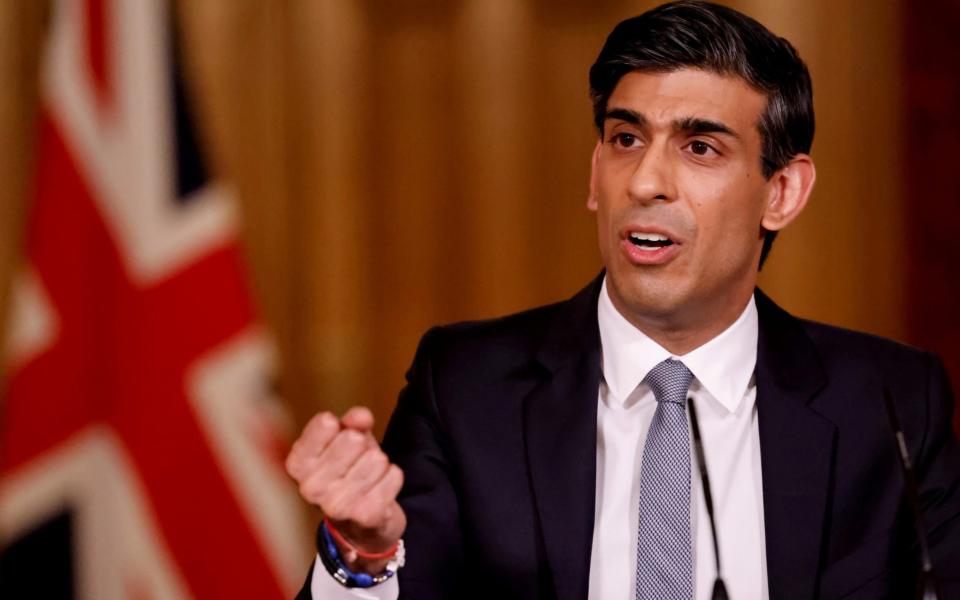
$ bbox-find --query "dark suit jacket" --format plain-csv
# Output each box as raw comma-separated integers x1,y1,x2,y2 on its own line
300,275,960,599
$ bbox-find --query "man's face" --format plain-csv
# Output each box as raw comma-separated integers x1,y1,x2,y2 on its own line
589,68,774,332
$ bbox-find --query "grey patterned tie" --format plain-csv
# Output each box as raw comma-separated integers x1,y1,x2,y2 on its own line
635,358,694,600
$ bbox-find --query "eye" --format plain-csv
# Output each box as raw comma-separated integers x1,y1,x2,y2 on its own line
610,132,641,148
688,140,718,157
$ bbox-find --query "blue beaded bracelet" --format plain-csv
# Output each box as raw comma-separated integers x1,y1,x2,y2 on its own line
318,522,400,588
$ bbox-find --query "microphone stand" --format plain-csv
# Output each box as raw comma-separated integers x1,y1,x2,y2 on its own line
688,398,730,600
882,387,942,600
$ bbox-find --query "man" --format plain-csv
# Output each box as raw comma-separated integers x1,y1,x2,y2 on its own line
286,2,960,598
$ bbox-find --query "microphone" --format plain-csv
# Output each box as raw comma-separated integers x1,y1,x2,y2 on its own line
687,398,730,600
882,387,942,600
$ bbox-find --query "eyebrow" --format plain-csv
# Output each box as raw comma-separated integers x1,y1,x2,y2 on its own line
604,108,647,128
603,108,741,140
674,116,740,140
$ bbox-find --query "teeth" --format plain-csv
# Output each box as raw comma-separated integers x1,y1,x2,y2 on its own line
629,232,669,242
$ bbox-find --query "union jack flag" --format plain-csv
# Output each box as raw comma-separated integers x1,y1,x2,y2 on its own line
0,0,305,597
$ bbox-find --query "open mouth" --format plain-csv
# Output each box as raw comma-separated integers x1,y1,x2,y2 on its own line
627,232,674,251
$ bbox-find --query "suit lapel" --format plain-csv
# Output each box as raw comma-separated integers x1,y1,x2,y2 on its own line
524,275,603,600
755,290,837,599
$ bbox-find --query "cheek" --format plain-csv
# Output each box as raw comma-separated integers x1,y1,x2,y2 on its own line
595,204,615,254
690,188,767,259
592,186,617,230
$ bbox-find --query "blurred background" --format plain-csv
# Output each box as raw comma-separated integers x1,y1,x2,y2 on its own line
0,0,957,598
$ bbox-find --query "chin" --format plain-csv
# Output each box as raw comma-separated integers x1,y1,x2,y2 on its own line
608,269,688,322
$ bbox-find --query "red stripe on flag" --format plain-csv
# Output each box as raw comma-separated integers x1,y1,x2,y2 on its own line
1,113,116,469
84,0,111,109
2,112,286,598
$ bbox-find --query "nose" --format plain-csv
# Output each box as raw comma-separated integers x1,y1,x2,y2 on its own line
627,140,676,205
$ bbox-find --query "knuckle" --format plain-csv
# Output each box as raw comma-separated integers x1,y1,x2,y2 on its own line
389,464,404,484
340,430,365,452
305,412,337,438
299,477,329,503
302,413,322,435
388,468,404,495
368,450,388,470
288,438,302,454
344,405,366,420
298,480,316,502
285,448,308,475
284,452,296,475
319,411,339,430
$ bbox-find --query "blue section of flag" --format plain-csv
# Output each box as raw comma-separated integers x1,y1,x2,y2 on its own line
171,17,208,204
0,509,75,599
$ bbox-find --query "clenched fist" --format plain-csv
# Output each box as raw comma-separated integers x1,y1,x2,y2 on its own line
286,407,406,573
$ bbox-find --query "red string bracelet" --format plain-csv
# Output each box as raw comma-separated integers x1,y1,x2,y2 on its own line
323,517,399,561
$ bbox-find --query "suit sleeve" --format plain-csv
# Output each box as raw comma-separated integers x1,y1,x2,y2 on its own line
379,328,464,600
916,353,960,590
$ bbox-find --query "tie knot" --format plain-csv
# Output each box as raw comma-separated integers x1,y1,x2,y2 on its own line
642,359,693,405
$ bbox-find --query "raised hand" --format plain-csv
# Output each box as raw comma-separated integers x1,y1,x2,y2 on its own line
286,407,406,572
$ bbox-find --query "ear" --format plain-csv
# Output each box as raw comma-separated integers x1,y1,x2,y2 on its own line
587,141,602,212
761,154,816,232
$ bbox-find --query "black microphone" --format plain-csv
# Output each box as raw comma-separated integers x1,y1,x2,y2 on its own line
688,398,730,600
882,386,942,600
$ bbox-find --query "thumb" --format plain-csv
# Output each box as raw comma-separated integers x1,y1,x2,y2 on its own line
340,406,375,433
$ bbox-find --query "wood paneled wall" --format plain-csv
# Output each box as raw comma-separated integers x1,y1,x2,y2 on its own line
0,2,45,374
0,1,905,435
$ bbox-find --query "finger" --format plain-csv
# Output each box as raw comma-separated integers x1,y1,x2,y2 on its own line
319,448,392,514
304,428,369,491
346,465,405,530
361,464,404,513
340,406,375,433
286,412,340,480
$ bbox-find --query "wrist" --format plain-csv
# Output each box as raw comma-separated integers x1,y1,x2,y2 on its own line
317,520,405,588
342,553,391,575
324,517,400,562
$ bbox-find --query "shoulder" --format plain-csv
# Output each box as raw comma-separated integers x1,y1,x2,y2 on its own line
411,273,604,379
756,288,941,386
791,318,952,434
804,320,954,426
392,300,575,443
799,318,935,375
414,299,566,376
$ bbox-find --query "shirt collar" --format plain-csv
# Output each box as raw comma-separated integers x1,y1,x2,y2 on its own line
597,276,758,413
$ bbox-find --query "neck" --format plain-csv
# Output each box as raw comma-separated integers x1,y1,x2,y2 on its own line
608,287,755,356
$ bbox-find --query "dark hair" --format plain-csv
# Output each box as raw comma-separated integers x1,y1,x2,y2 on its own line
589,0,814,267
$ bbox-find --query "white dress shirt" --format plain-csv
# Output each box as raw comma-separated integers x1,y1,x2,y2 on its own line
313,278,767,599
590,279,767,600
